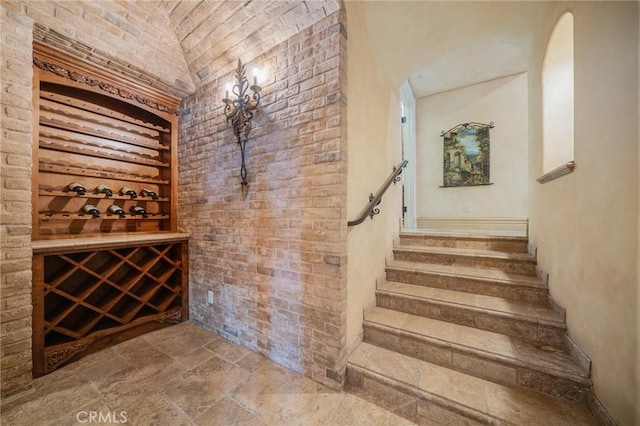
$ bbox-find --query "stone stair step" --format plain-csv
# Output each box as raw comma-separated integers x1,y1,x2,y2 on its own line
363,307,591,403
386,260,547,303
377,281,566,346
346,342,598,425
394,244,537,275
399,231,529,253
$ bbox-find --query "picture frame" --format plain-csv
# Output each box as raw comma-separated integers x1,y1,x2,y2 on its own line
441,122,494,187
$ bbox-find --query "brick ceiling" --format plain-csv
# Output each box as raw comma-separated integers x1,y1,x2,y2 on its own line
31,0,339,98
154,0,340,89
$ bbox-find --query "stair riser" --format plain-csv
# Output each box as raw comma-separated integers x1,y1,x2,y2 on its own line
393,250,536,275
400,235,528,254
364,324,590,403
385,268,547,303
377,293,566,346
346,366,489,425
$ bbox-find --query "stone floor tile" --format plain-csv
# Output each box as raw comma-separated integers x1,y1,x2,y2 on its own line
365,307,409,328
176,346,217,370
474,295,535,317
561,401,601,425
484,380,572,425
195,397,266,426
205,338,253,363
430,288,477,305
144,322,220,358
348,341,375,366
387,282,437,299
81,355,130,383
236,393,342,425
0,373,100,426
402,315,454,341
231,363,332,414
95,360,185,406
162,356,251,418
47,398,114,426
451,323,516,357
532,304,565,323
365,345,423,387
32,347,120,386
235,350,271,373
232,363,339,424
418,362,487,413
333,393,416,426
104,393,191,426
510,337,586,376
112,335,174,367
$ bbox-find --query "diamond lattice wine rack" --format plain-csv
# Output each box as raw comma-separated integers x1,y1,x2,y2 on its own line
31,44,188,376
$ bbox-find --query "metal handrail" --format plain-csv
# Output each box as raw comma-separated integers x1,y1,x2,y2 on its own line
347,160,408,227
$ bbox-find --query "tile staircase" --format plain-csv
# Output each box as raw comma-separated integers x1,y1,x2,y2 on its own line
346,232,599,425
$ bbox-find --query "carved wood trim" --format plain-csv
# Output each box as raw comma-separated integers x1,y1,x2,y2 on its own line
33,43,180,116
46,339,92,372
33,57,178,115
159,308,182,323
41,306,184,374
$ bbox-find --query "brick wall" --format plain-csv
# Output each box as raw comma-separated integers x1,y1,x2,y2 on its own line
22,0,194,97
0,0,346,396
178,11,349,388
1,1,34,397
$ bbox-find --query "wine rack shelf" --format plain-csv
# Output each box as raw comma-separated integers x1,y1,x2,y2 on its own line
39,214,171,220
33,44,178,239
38,189,170,202
33,237,188,376
32,44,187,377
40,138,170,168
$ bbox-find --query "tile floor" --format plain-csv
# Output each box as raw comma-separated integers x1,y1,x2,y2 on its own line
0,322,414,426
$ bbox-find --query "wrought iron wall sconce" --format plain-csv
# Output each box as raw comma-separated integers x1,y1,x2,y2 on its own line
222,59,262,199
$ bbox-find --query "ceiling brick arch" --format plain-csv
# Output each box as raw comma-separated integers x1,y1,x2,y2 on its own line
25,0,340,98
157,0,340,87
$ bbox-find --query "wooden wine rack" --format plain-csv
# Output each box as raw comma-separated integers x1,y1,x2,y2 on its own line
32,44,178,239
31,44,188,376
32,237,188,376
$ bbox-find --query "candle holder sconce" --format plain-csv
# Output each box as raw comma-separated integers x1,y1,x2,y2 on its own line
222,59,262,199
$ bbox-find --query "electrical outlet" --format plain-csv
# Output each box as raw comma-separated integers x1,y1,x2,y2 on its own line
464,204,471,213
207,290,214,304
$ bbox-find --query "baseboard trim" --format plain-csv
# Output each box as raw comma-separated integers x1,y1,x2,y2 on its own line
587,392,619,426
416,217,528,236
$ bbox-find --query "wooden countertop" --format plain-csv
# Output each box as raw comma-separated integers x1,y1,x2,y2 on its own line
32,232,190,254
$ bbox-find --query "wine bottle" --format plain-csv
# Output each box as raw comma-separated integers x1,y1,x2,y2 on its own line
107,204,126,218
140,188,158,200
68,182,86,195
129,205,148,218
97,184,113,197
82,204,100,218
120,186,137,199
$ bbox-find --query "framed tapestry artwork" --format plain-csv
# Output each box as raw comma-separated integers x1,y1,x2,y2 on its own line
441,122,494,187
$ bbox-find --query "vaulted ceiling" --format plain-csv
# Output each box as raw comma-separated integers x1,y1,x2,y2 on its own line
30,0,339,98
31,0,546,100
155,1,340,88
352,1,549,98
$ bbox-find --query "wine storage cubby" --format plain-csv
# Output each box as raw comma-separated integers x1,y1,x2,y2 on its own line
32,237,188,376
31,44,188,377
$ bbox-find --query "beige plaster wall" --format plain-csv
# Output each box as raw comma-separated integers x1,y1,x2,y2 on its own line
345,1,403,345
542,12,574,174
528,3,639,424
416,73,529,220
